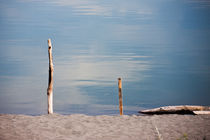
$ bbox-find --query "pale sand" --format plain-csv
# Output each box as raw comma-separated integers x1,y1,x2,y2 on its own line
0,114,210,140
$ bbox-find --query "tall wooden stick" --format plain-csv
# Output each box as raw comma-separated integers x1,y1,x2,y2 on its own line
47,39,54,114
118,78,123,115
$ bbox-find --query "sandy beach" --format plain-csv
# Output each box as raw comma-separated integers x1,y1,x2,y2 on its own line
0,114,210,140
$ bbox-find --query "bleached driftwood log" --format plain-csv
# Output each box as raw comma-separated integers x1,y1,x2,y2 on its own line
193,111,210,115
139,105,210,115
47,39,54,114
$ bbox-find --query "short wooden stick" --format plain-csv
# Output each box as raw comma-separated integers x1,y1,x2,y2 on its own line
47,39,54,114
118,78,123,115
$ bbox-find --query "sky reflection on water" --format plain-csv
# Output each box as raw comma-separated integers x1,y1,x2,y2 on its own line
0,0,210,115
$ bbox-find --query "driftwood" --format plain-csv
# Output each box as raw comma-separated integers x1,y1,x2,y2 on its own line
47,39,54,114
193,111,210,115
139,105,210,115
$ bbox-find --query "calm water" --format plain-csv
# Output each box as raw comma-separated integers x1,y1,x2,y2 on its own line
0,0,210,115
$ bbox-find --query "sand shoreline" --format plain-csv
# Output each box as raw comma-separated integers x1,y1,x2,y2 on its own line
0,113,210,140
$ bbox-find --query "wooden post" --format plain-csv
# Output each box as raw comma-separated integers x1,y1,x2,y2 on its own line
118,78,123,115
47,39,54,114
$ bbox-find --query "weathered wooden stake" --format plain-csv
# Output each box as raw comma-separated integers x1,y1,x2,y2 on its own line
118,78,123,115
47,39,54,114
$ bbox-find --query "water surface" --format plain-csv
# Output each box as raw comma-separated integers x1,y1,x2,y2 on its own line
0,0,210,115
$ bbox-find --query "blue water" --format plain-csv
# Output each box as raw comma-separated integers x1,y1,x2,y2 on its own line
0,0,210,115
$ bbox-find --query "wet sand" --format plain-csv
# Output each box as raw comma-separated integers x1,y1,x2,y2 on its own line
0,114,210,140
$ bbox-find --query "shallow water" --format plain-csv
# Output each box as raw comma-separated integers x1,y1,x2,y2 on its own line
0,0,210,115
